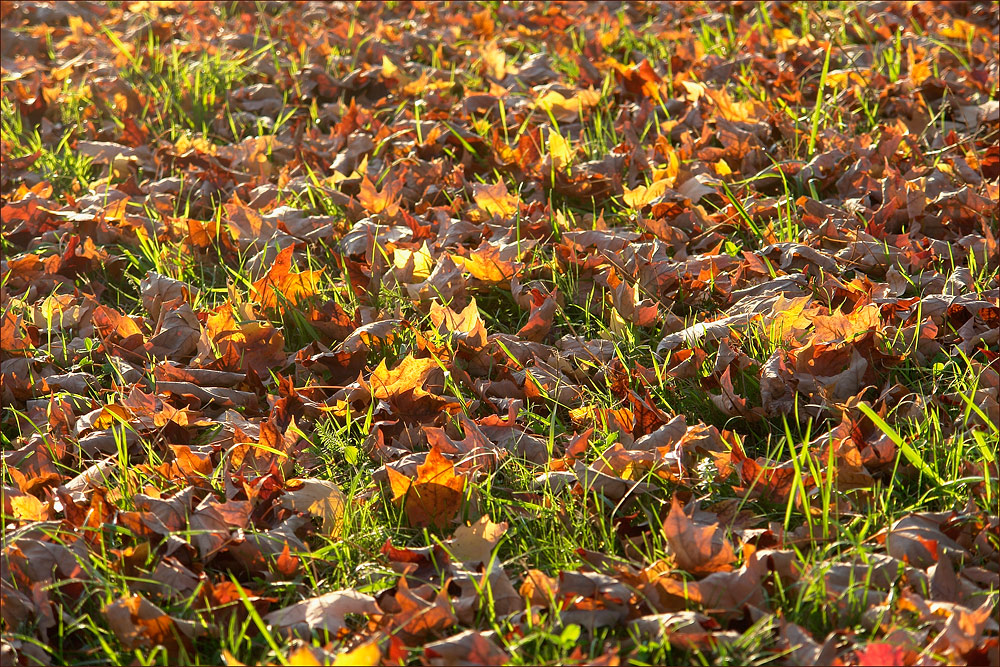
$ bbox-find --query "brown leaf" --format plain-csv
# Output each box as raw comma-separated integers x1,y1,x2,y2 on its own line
445,514,508,565
662,497,737,576
423,629,509,666
885,513,968,569
263,590,380,636
384,577,457,644
104,595,201,660
516,290,558,343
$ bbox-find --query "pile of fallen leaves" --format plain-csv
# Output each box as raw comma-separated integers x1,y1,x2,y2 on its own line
1,1,998,665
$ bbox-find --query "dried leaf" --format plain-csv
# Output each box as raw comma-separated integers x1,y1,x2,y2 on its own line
280,479,347,536
662,497,737,576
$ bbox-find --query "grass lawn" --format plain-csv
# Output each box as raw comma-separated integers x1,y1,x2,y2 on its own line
1,1,998,665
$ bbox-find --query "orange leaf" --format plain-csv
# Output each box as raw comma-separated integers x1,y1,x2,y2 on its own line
451,244,518,283
358,175,401,216
662,497,736,576
366,354,442,401
473,181,518,218
250,246,322,311
387,443,465,529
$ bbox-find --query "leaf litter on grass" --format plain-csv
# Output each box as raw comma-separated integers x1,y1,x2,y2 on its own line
1,1,998,665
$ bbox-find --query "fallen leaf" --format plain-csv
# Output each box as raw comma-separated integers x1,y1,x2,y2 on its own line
446,515,508,565
662,497,737,576
386,443,466,529
264,590,380,636
280,479,347,536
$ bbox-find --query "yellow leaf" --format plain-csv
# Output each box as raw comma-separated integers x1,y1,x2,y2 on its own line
548,131,573,171
768,295,816,342
280,479,347,535
286,647,321,666
652,148,680,187
331,643,381,666
473,181,518,218
10,494,50,521
482,41,507,80
222,650,246,666
394,242,434,281
366,355,441,401
940,19,976,40
381,54,399,78
623,179,671,209
536,88,601,121
450,245,517,283
772,27,798,50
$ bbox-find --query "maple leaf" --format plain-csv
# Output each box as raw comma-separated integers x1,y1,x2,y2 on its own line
445,514,508,565
382,577,458,643
548,131,574,171
854,643,908,667
364,354,443,401
429,298,488,349
386,443,465,529
811,303,881,345
535,87,601,122
423,630,510,666
250,246,322,311
393,242,434,281
280,479,347,536
450,244,518,283
104,595,203,661
9,3,1000,663
473,181,518,218
358,175,401,217
263,590,380,636
662,497,737,576
623,179,672,209
517,289,558,342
